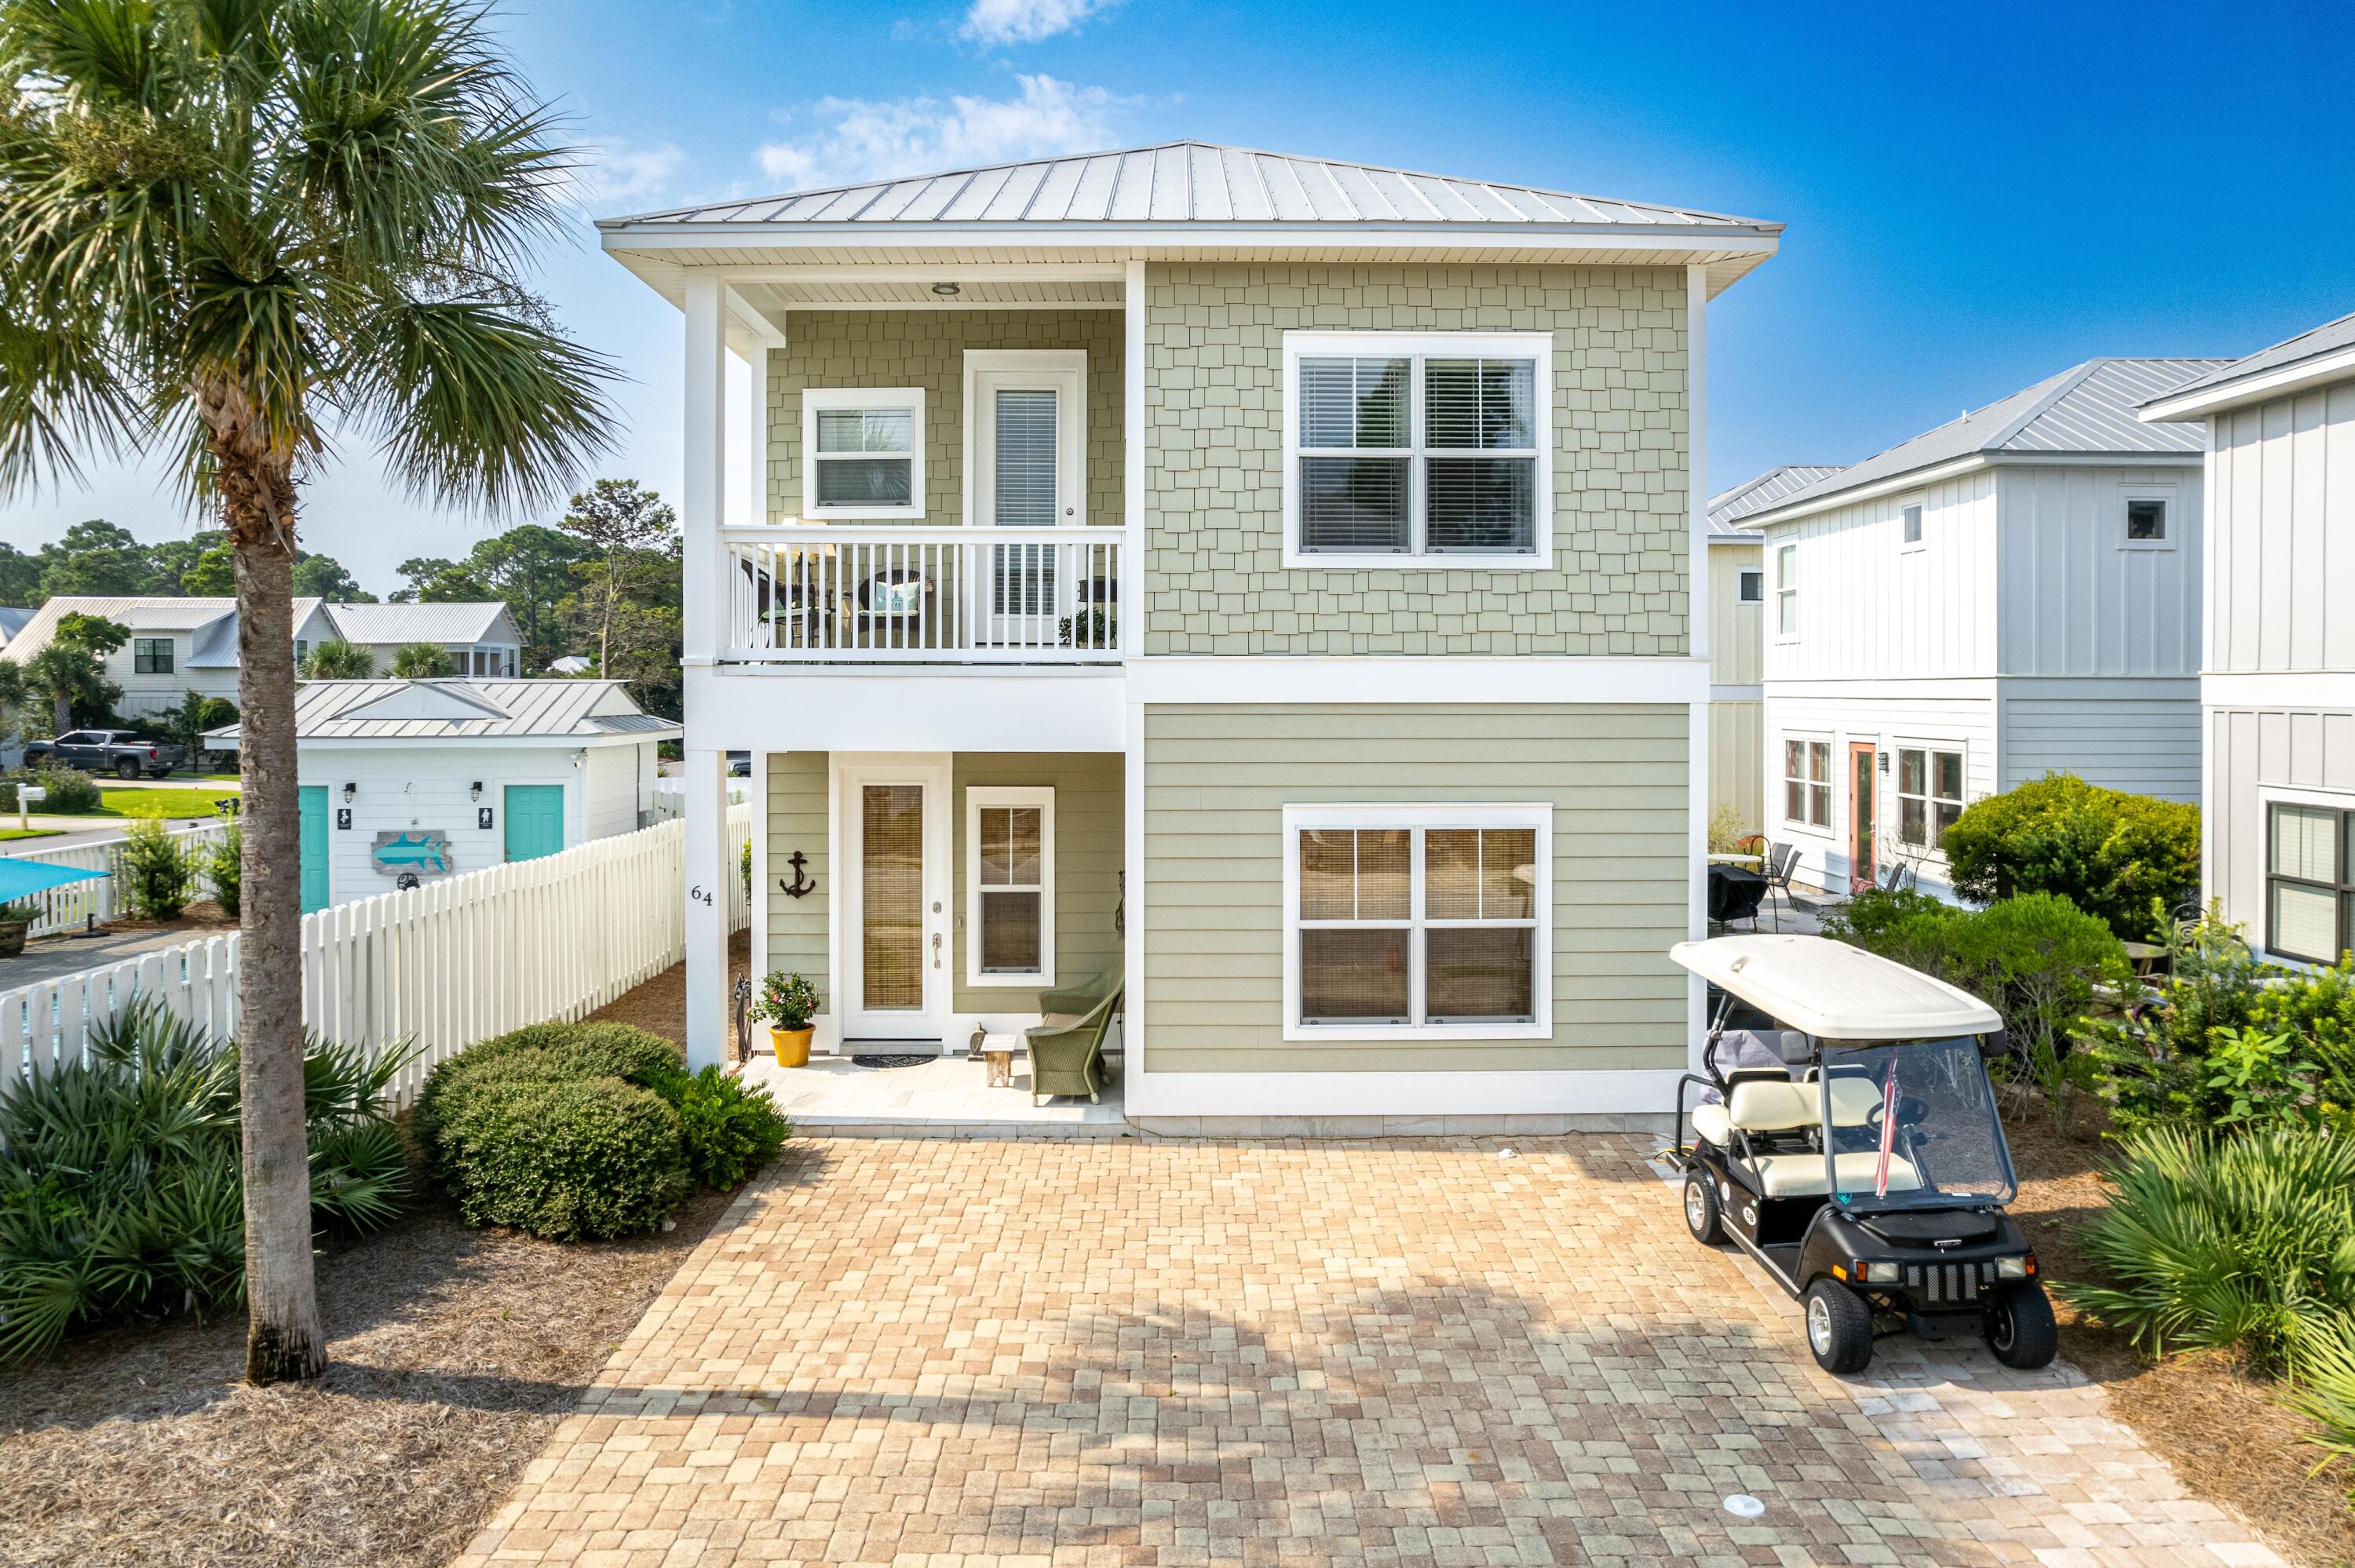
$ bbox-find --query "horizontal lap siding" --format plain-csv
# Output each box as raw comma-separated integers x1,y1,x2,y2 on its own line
1142,703,1689,1074
951,753,1125,1014
765,752,830,1005
2002,687,2200,800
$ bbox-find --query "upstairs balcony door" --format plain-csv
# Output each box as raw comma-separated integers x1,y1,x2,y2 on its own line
967,350,1086,646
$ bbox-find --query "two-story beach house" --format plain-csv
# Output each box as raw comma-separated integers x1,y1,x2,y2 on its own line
2138,312,2355,965
1704,465,1838,833
599,143,1783,1130
1743,359,2222,897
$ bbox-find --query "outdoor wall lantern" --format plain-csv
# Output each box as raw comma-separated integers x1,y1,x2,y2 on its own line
341,781,357,803
469,780,483,801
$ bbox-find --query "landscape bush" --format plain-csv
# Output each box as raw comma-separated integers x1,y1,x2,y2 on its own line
2060,1124,2355,1378
206,822,243,917
1940,772,2200,940
118,818,195,919
418,1021,787,1240
0,765,102,815
0,1001,409,1360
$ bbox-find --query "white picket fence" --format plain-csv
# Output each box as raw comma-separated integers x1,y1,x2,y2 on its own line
0,804,752,1109
7,820,237,936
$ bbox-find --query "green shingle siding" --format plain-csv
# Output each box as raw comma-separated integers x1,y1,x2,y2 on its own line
762,751,830,1011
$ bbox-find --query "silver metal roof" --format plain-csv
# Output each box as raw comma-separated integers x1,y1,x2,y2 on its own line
2138,309,2355,413
601,140,1782,235
188,600,330,667
323,601,515,646
207,679,679,743
1748,359,2228,524
1707,465,1844,538
0,607,31,645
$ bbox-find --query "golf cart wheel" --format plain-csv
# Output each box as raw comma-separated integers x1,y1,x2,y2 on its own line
1984,1281,2057,1369
115,757,141,780
1682,1169,1725,1245
1803,1279,1875,1374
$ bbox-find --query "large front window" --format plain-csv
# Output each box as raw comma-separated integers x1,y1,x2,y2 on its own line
1897,747,1964,850
1283,806,1550,1039
1283,333,1552,566
803,387,925,519
2268,800,2354,964
1784,739,1831,829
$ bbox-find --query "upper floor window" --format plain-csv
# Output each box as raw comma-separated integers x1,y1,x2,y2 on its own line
133,637,173,674
1900,501,1924,546
2268,800,2353,964
1897,747,1964,849
1776,544,1799,636
2124,494,2171,548
1737,567,1764,603
802,387,926,520
1281,332,1553,568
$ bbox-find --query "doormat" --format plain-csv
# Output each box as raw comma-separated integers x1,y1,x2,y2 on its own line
849,1053,934,1070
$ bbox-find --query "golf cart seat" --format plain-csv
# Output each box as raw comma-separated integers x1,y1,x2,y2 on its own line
1696,1077,1922,1195
1754,1150,1923,1198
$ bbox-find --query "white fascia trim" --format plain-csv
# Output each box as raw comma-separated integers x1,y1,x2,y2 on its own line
1746,457,1988,530
601,227,1781,258
1126,656,1707,706
1123,1066,1686,1118
286,731,677,749
1764,676,2002,698
801,386,926,520
965,785,1056,989
2203,672,2355,708
2140,345,2355,422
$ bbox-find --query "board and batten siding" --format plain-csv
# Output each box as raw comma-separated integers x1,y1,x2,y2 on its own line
949,752,1124,1016
1707,539,1764,687
2210,708,2355,955
763,751,831,1008
1995,465,2201,677
2209,381,2355,675
1141,703,1689,1074
1142,262,1692,657
2001,683,2200,800
1762,469,1997,684
1709,699,1764,834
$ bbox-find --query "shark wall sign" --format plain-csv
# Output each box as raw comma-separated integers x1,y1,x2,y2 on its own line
371,830,455,878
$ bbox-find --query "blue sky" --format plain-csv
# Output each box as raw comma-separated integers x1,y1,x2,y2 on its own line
7,0,2351,593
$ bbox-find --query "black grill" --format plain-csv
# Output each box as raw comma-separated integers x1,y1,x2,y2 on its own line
1904,1260,1996,1304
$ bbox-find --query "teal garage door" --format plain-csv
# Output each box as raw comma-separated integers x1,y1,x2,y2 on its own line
298,785,330,913
503,785,564,862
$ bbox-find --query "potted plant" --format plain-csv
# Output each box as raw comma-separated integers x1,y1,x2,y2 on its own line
0,901,36,957
754,971,820,1067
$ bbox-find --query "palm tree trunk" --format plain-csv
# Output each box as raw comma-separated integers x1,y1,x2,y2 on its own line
52,691,68,735
232,531,324,1382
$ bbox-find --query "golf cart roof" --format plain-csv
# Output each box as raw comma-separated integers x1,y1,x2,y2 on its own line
1670,935,2002,1041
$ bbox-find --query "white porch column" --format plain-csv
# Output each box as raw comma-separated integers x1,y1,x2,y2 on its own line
1122,257,1145,656
1685,262,1711,1078
682,274,732,1070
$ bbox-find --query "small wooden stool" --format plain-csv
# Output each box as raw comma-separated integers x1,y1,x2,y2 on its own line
980,1032,1018,1088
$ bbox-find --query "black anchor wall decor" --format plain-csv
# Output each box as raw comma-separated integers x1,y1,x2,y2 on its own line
780,850,816,899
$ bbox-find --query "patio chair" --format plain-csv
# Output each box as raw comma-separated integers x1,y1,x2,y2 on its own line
1028,972,1123,1107
1761,843,1806,931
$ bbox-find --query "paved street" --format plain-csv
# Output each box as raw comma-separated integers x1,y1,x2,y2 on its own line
455,1135,2281,1568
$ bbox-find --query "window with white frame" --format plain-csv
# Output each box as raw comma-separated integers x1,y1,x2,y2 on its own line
1900,501,1924,546
802,387,925,519
1737,567,1764,603
1281,333,1553,567
1784,738,1831,829
1896,747,1965,849
2267,800,2353,964
1776,543,1799,636
2123,491,2171,547
1283,805,1550,1039
966,787,1053,986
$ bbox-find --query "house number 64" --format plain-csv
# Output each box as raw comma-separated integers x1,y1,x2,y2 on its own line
688,885,714,906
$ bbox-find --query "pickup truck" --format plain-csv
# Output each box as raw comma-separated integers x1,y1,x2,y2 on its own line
21,729,188,779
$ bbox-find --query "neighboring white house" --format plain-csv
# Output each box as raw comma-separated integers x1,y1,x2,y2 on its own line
207,678,678,913
1705,465,1840,833
2138,311,2355,965
0,596,520,720
1743,358,2225,897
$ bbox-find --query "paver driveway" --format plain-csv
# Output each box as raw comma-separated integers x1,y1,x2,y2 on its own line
457,1136,2282,1567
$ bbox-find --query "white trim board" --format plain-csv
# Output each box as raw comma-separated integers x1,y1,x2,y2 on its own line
1126,656,1707,706
1123,1066,1689,1118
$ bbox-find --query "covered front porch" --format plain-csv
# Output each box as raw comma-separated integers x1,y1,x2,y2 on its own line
737,1048,1126,1135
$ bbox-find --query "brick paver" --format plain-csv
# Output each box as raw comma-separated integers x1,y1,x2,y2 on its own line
455,1136,2285,1567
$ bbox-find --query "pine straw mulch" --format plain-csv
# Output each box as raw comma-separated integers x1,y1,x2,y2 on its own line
104,899,239,934
2002,1104,2355,1568
0,935,758,1568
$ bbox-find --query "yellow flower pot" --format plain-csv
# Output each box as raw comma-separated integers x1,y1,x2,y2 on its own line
770,1026,813,1068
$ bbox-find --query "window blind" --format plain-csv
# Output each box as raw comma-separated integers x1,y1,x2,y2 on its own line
860,785,924,1011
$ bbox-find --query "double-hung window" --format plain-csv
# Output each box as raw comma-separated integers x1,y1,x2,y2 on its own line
1896,747,1965,849
1784,739,1831,829
133,637,173,675
966,787,1054,986
802,387,926,519
1282,332,1553,567
1283,805,1550,1039
1775,543,1800,636
2267,800,2354,964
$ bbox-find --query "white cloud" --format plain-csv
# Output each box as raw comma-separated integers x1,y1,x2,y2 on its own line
961,0,1121,46
756,74,1122,189
566,138,686,212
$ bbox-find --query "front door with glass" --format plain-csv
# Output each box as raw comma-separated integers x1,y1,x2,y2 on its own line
1849,742,1878,892
838,757,951,1046
969,352,1086,644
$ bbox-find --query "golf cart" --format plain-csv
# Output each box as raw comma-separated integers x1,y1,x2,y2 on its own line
1667,934,2054,1375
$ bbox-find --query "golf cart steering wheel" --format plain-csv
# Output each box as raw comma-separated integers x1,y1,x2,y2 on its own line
1864,1092,1931,1131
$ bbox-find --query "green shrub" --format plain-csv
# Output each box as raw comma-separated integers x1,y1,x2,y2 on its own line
436,1075,691,1241
2288,1318,2355,1493
0,1000,408,1359
2060,1125,2355,1377
1940,772,2200,940
119,818,194,919
206,822,242,917
648,1064,789,1190
2,766,101,814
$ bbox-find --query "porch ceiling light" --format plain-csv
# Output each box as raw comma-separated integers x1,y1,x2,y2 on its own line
930,281,960,297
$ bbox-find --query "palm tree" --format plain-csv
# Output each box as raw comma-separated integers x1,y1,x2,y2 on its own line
389,641,455,677
0,0,612,1382
299,640,376,680
23,642,111,732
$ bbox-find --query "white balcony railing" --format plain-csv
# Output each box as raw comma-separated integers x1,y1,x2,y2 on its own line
721,523,1125,663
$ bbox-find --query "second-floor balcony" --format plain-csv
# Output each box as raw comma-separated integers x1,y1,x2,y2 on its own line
723,523,1126,665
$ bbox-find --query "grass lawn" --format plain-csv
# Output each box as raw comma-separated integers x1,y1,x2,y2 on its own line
91,787,239,820
0,827,63,841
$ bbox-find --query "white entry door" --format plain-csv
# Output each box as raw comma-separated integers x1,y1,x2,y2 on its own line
968,350,1086,643
838,754,952,1047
